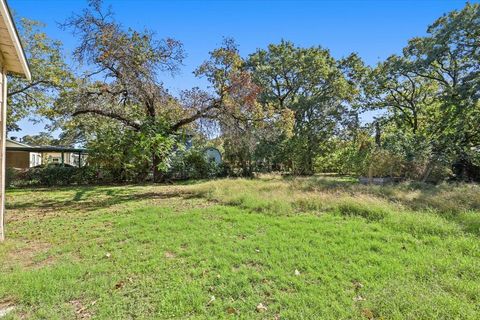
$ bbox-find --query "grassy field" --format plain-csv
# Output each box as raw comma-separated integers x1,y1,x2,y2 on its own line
1,175,479,319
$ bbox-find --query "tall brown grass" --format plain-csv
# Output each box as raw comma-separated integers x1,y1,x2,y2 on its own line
187,174,480,235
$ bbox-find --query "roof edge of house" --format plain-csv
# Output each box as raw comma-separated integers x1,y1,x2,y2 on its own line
0,0,31,80
6,137,32,148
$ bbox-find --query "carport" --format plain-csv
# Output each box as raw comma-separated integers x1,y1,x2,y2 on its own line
6,145,88,167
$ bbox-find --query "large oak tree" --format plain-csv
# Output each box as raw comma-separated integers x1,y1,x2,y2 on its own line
60,0,222,181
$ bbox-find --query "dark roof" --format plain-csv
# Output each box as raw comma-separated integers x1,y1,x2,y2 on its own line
6,138,87,153
6,145,87,153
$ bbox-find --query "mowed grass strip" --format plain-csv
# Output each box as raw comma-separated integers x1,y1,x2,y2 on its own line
1,176,479,319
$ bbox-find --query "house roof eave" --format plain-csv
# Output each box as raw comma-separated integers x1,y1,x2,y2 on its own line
0,0,31,80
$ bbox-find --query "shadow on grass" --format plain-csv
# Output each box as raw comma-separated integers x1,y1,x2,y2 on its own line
6,187,195,215
7,177,480,237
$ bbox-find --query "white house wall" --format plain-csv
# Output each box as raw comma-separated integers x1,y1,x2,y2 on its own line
0,62,6,240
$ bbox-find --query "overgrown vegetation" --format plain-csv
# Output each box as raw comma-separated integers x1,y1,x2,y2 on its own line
1,176,479,319
7,149,223,186
3,1,479,318
14,1,478,183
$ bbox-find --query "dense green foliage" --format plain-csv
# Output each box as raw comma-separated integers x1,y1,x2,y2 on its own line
7,165,97,187
192,3,479,180
15,1,480,182
247,42,359,174
8,18,73,132
355,3,480,181
4,2,479,318
167,148,225,180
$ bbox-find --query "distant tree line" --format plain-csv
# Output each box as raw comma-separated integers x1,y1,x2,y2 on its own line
8,1,480,183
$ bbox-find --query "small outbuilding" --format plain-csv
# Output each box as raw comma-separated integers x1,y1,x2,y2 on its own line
204,147,222,165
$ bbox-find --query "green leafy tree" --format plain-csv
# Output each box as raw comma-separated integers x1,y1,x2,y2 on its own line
248,41,358,174
360,56,442,179
7,18,73,132
196,39,293,176
21,132,56,146
403,3,480,177
86,121,175,182
364,56,438,135
59,0,221,181
361,3,480,181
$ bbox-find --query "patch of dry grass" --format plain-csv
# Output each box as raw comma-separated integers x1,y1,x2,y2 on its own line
187,174,480,235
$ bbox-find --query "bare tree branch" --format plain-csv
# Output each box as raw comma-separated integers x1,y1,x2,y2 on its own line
73,108,141,130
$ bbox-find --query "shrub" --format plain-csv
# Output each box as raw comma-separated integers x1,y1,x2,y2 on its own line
361,149,405,178
86,127,153,182
315,131,375,176
5,167,19,187
72,166,99,184
167,149,224,180
8,165,99,187
26,165,76,186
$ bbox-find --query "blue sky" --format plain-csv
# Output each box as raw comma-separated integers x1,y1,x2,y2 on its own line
9,0,474,138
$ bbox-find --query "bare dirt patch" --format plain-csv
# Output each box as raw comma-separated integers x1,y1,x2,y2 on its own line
2,241,54,270
0,298,16,318
6,207,64,223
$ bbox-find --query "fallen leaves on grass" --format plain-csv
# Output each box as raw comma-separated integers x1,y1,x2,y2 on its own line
114,277,133,290
70,300,92,319
352,280,364,290
361,308,375,319
226,306,237,314
114,281,124,290
256,303,268,313
207,295,216,306
164,251,176,259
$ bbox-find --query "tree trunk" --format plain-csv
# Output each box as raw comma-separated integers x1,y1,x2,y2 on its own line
375,122,382,148
152,153,163,183
421,160,435,183
305,136,315,175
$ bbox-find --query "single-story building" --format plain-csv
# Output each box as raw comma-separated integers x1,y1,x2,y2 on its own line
6,139,41,168
0,0,31,241
6,138,87,169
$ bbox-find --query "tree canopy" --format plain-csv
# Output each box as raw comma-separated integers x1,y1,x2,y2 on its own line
8,18,72,132
13,0,480,182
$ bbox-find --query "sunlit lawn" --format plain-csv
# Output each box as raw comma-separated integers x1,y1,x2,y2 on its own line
1,176,479,319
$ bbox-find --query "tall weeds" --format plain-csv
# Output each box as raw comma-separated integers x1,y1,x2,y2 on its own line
187,175,480,235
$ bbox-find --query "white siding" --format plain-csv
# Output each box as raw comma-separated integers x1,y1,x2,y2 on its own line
0,65,6,241
30,152,42,167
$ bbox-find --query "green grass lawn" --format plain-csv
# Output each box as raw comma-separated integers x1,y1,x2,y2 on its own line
1,176,479,319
